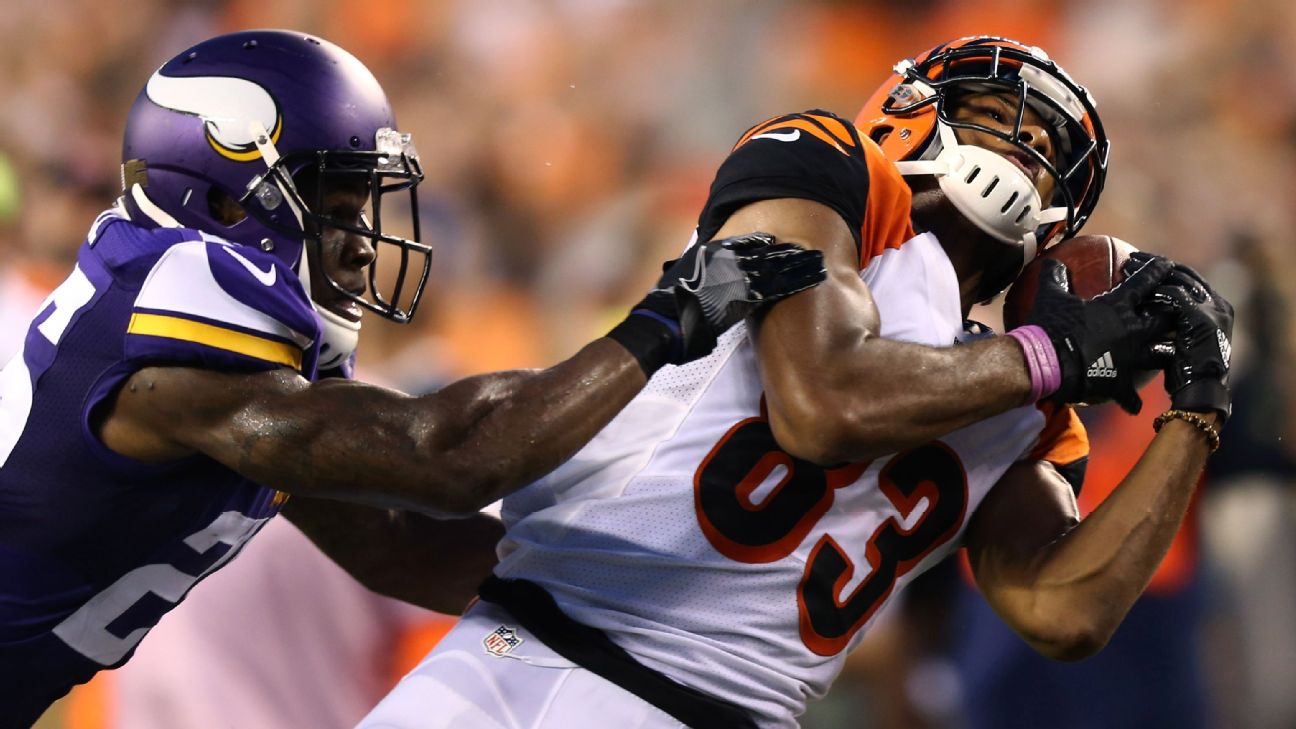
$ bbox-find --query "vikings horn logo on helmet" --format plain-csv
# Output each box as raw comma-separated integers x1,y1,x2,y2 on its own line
144,72,283,162
122,29,430,339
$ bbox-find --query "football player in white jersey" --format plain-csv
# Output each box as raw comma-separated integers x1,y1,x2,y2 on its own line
357,37,1234,729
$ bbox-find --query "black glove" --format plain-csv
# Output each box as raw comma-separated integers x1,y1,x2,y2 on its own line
1022,255,1174,413
608,232,825,375
1147,260,1234,420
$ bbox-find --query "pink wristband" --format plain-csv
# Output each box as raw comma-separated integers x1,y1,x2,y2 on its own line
1005,325,1062,404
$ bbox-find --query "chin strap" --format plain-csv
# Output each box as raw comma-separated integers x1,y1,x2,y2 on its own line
126,183,183,228
315,305,361,370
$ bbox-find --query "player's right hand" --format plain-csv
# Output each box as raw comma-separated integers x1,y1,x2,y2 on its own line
607,233,825,375
1145,256,1234,420
1023,255,1174,414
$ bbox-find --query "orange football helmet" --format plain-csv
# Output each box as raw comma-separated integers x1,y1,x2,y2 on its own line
856,36,1108,262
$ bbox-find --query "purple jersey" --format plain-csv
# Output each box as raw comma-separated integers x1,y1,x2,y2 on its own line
0,208,323,725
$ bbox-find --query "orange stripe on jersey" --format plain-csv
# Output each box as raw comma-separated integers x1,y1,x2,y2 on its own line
857,136,917,269
735,119,850,155
735,116,786,149
734,113,857,152
802,112,857,150
1028,401,1090,466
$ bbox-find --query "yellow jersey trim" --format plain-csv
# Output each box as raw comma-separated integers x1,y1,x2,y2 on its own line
127,312,303,370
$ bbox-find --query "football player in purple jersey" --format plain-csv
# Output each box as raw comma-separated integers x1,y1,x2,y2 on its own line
0,30,825,725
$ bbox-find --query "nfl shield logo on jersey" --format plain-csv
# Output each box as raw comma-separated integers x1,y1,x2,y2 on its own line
483,625,524,657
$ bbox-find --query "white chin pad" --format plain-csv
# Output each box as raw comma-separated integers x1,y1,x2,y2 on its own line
315,304,361,370
896,122,1067,250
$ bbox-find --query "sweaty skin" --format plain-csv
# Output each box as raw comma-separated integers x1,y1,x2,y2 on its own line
98,341,647,611
101,348,647,514
96,179,647,612
965,415,1215,659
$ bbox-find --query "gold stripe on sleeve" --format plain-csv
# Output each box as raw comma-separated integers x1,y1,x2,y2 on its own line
127,312,303,370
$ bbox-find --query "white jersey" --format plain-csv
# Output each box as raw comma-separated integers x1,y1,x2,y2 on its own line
498,232,1084,728
496,113,1086,727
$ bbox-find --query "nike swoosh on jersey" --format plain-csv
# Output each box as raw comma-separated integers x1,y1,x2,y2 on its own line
223,247,278,286
751,129,801,143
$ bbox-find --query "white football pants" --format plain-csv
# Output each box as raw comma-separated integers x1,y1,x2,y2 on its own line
354,600,686,729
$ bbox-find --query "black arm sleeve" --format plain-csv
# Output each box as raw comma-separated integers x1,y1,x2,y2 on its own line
695,110,873,251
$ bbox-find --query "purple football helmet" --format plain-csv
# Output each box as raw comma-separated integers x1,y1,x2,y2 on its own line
121,29,428,364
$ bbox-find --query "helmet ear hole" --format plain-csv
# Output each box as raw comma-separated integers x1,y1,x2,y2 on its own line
207,187,247,226
869,125,893,145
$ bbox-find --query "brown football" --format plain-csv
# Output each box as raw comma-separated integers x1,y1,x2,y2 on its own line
1002,234,1139,330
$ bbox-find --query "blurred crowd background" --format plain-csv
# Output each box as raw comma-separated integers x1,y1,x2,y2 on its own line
5,0,1296,727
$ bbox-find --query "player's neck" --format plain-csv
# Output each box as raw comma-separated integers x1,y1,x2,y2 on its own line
910,188,1021,316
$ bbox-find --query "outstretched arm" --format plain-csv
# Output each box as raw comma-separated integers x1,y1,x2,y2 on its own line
100,340,644,514
966,259,1233,660
964,416,1212,660
98,235,824,514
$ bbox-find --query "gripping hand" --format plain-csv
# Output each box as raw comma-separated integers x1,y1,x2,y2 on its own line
1144,257,1234,420
609,232,825,375
1022,255,1174,413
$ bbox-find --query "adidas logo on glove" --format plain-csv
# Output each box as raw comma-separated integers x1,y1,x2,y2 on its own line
1087,351,1118,378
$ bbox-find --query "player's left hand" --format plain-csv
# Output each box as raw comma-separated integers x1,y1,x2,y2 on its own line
1142,256,1234,421
608,232,825,375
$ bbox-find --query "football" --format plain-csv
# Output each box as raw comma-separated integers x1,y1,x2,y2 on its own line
1002,234,1139,330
